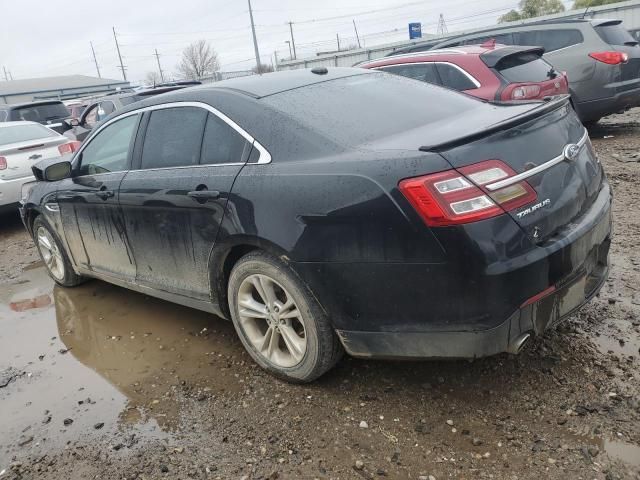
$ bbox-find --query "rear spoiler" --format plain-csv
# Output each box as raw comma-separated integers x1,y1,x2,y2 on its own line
419,94,571,152
480,46,545,68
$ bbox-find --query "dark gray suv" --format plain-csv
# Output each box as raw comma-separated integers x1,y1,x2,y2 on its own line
389,19,640,124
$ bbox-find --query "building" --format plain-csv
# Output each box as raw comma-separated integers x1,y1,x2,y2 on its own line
0,75,130,105
276,0,640,71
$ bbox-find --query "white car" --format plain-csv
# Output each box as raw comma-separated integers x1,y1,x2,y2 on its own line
0,121,79,213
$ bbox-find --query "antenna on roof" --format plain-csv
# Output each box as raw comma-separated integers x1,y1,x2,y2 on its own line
581,5,591,19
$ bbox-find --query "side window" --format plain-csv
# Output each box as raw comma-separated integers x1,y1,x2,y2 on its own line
516,29,583,53
83,105,99,128
78,114,139,176
140,107,207,170
379,64,440,85
200,113,248,165
96,101,116,121
435,64,478,91
465,33,513,46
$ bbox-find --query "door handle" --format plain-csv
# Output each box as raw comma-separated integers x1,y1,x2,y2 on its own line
187,190,220,201
96,190,114,200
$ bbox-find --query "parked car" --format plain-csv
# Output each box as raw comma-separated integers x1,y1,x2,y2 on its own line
361,44,569,101
21,68,611,382
65,86,187,142
0,101,72,134
387,19,640,124
0,121,79,213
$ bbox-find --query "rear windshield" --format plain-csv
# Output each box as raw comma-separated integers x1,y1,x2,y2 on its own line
262,72,484,147
495,52,556,82
595,24,639,46
0,123,59,145
11,103,70,122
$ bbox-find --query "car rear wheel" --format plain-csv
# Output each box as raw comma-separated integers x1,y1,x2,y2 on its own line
33,217,84,287
228,251,343,383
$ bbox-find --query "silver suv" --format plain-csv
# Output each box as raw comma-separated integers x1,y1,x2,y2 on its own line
389,19,640,124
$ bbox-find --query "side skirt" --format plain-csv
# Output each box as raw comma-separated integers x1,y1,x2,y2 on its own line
75,267,227,319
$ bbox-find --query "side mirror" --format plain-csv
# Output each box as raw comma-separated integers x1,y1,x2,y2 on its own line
68,118,80,127
44,160,72,182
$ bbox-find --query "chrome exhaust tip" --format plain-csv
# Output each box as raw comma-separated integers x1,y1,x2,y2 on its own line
507,333,531,354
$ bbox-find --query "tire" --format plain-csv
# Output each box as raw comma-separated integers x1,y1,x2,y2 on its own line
32,216,84,287
583,117,601,127
228,251,343,383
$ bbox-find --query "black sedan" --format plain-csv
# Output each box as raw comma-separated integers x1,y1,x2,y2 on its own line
20,68,611,382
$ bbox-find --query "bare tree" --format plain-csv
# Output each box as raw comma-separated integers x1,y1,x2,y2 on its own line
178,40,220,80
144,71,161,86
252,63,274,74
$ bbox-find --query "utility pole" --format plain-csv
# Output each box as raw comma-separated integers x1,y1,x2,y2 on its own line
285,41,292,59
352,19,362,48
273,51,279,71
113,26,127,81
287,21,297,60
8,71,13,81
247,0,262,72
437,14,448,36
336,34,341,52
2,66,8,81
153,49,165,82
90,42,101,78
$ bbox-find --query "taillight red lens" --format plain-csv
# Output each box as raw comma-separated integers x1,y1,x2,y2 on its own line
399,160,537,227
511,84,541,100
589,51,629,65
58,141,81,155
0,156,6,170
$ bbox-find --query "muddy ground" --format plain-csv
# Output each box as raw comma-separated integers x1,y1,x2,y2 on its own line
1,109,639,480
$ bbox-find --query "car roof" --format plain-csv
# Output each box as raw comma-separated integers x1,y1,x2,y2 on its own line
0,121,42,128
0,100,65,109
188,67,373,99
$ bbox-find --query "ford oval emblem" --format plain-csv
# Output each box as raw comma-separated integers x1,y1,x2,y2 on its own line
563,143,581,162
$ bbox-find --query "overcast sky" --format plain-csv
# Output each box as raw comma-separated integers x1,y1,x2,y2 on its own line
0,0,574,85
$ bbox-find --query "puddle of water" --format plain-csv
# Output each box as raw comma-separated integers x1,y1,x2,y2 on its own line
0,266,243,464
568,432,640,467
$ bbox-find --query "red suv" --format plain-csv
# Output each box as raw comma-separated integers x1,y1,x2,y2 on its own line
360,43,569,102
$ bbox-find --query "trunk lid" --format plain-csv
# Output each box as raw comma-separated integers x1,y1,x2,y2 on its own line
0,136,68,181
437,100,603,242
594,20,640,85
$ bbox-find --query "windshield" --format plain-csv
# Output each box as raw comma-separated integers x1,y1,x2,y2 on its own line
11,103,70,122
0,123,59,145
262,72,485,147
595,24,639,46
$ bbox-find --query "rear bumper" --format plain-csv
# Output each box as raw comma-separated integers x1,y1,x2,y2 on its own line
324,182,612,359
0,175,34,208
575,85,640,121
337,237,609,359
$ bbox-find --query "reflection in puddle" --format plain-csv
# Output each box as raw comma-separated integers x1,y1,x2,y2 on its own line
590,319,640,358
571,433,640,467
0,266,244,463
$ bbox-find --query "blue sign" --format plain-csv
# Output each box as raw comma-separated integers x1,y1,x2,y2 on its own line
409,22,422,40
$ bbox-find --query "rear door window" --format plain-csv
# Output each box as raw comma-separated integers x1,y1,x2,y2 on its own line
435,63,478,91
200,112,248,165
140,107,207,170
96,101,116,122
595,24,639,46
378,63,440,85
495,52,556,82
516,29,583,52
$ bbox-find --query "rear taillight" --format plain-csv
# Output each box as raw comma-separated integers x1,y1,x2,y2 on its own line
0,157,6,170
511,84,541,100
58,141,81,156
589,51,629,65
399,160,537,227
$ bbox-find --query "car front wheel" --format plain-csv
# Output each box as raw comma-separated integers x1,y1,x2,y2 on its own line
33,217,84,287
228,251,343,383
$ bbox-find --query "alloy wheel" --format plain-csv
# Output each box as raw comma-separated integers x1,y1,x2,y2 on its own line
36,226,65,281
237,274,307,368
